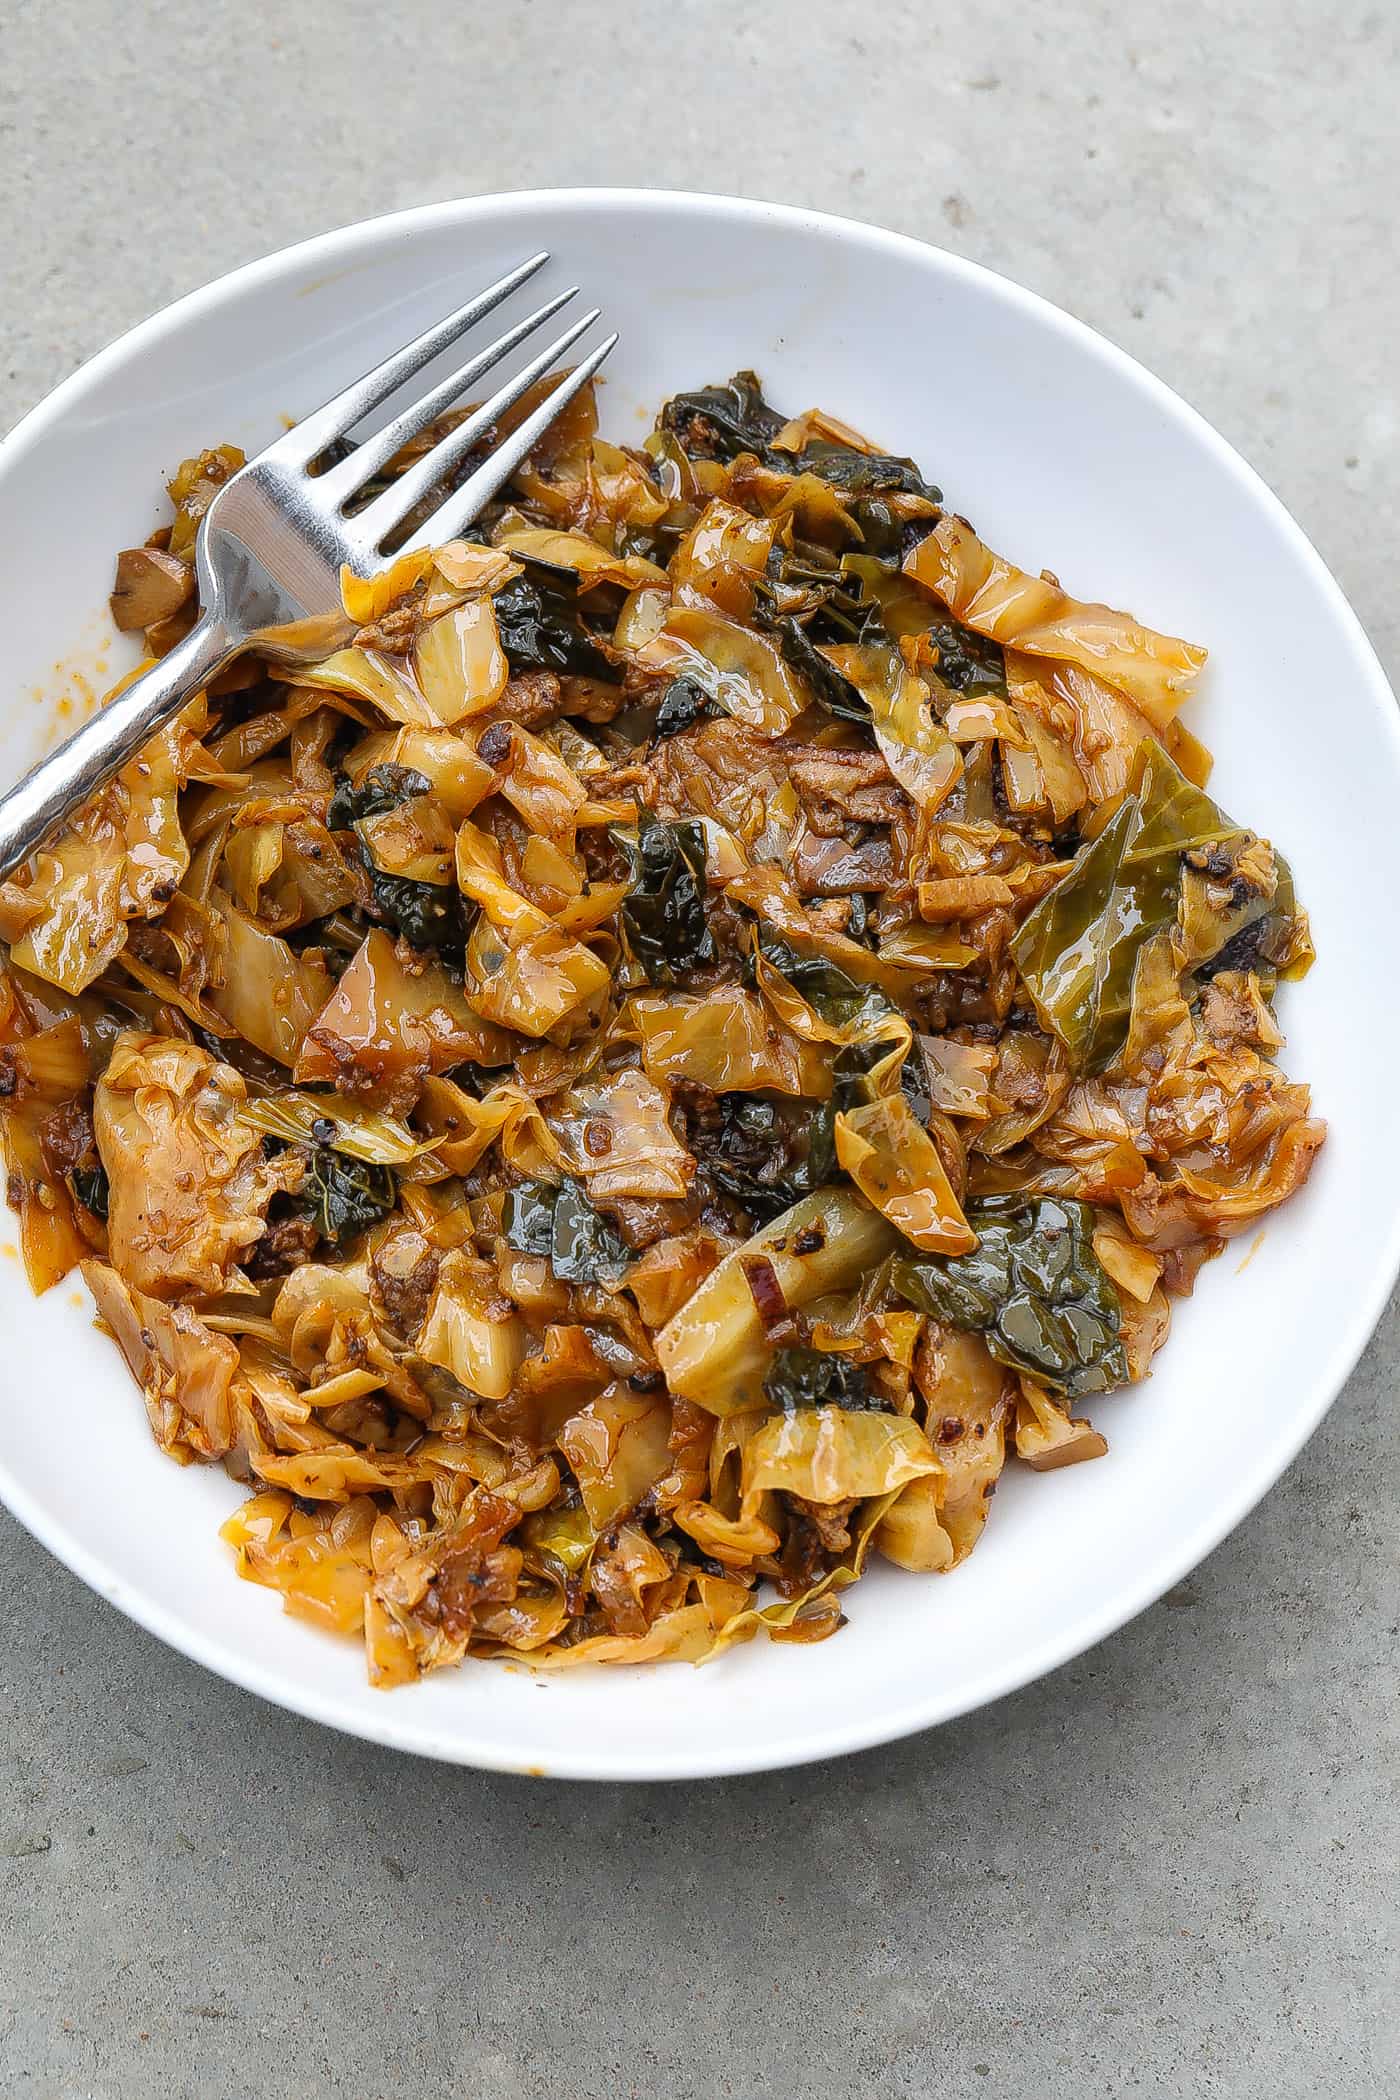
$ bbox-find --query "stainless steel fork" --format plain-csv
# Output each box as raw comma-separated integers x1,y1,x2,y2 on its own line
0,253,616,881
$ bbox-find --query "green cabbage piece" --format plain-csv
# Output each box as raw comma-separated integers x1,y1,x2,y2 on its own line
1010,739,1237,1071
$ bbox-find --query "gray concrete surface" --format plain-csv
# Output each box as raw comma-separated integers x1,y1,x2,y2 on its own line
1,3,1396,2095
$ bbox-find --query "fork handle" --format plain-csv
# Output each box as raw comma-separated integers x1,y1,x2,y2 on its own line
0,615,235,883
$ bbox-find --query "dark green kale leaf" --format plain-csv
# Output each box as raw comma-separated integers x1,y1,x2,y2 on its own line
840,555,1007,695
891,1195,1126,1399
754,930,902,1037
752,929,867,1015
326,763,430,830
922,617,1007,697
653,676,716,741
763,1345,883,1412
493,556,614,680
772,616,871,726
502,1176,631,1284
660,371,787,462
841,498,936,564
550,1179,633,1285
326,763,468,954
618,806,716,983
299,1148,397,1245
659,374,943,514
749,545,883,724
69,1163,110,1220
699,1095,838,1224
798,438,941,506
830,1037,934,1126
750,929,920,1120
754,545,869,636
367,872,469,952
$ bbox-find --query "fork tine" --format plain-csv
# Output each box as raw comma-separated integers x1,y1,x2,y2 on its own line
315,285,580,502
400,334,620,554
275,251,551,462
348,312,607,553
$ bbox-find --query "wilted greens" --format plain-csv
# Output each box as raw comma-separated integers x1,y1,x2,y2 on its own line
69,1162,109,1220
618,806,716,983
661,370,788,461
893,1198,1127,1398
763,1345,881,1412
653,676,714,741
503,1177,632,1285
367,869,469,951
298,1147,397,1246
663,369,940,503
492,557,615,679
326,762,430,830
695,1093,838,1222
328,761,469,953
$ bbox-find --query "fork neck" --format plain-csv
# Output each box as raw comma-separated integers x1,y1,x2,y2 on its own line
0,614,235,882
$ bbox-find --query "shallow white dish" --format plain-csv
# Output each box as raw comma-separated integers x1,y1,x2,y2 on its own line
1,189,1396,1781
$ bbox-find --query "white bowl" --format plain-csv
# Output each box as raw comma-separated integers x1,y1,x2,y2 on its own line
2,190,1396,1781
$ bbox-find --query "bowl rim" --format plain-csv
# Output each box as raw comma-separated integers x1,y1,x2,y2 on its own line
2,185,1397,1781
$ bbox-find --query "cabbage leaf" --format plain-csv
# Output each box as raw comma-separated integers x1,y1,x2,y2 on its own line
1010,739,1236,1071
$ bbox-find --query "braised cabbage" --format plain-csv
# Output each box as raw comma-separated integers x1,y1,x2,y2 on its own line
1,368,1322,1686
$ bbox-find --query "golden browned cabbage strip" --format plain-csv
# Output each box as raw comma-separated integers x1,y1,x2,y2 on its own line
0,369,1323,1683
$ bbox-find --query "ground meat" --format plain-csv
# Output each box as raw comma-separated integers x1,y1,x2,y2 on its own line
580,826,632,887
124,919,178,970
353,596,425,656
370,1232,443,1339
560,675,628,723
592,1190,704,1251
676,1085,819,1228
1198,919,1268,979
430,1542,524,1642
246,1207,321,1280
782,743,893,797
587,760,651,800
37,1098,98,1180
804,898,858,935
493,668,563,730
788,1494,857,1555
812,781,911,827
